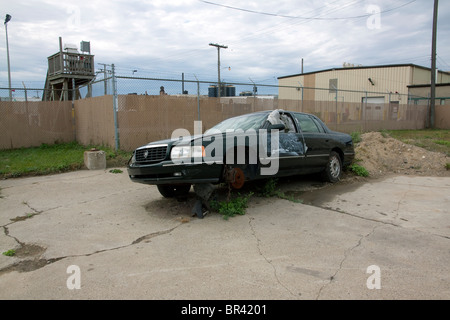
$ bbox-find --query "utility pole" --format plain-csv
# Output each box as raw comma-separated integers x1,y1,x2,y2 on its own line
4,14,12,101
98,63,110,95
209,43,227,98
430,0,438,128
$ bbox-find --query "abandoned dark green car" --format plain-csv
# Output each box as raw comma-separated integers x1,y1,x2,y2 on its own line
127,109,355,198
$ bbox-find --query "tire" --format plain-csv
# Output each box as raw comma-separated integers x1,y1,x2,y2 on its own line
322,151,342,183
157,184,191,198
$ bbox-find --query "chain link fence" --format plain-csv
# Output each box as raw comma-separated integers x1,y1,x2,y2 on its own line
0,75,437,151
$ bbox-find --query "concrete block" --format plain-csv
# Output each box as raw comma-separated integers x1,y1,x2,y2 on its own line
84,149,106,170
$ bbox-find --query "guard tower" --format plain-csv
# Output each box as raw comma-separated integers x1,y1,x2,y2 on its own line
43,37,95,101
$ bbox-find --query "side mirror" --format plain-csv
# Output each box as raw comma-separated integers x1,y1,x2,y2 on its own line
268,123,285,131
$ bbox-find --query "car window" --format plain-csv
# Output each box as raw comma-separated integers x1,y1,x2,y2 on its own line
280,113,297,133
294,114,321,133
205,112,268,133
311,117,326,133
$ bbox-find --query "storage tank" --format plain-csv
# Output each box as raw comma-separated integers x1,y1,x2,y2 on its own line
226,85,236,97
208,85,217,97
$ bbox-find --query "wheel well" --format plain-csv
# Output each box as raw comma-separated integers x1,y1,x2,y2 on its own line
332,148,344,163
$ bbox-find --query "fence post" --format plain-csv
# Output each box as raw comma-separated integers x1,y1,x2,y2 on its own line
194,75,200,121
112,64,120,150
364,91,368,132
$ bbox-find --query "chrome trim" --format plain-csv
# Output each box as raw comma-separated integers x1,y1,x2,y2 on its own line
136,143,168,150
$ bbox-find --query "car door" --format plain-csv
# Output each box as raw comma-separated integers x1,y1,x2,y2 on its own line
293,113,332,169
273,112,306,172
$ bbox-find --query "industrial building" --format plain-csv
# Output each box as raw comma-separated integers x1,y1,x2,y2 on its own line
278,63,450,105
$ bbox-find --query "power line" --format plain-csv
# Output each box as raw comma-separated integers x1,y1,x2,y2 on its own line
198,0,416,20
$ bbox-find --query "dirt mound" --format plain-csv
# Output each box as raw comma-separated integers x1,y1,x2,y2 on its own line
355,132,450,178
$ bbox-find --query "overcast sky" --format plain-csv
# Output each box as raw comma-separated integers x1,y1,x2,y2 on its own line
1,0,449,90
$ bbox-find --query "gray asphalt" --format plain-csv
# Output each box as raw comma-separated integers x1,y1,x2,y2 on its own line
0,169,449,300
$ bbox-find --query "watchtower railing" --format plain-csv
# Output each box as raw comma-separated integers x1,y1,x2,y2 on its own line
47,52,95,77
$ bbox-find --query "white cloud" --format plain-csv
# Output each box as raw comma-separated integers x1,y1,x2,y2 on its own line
1,0,449,89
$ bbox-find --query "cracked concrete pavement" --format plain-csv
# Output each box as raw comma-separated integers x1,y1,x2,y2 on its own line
0,169,449,299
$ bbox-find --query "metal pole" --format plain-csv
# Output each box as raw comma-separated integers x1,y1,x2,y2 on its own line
430,0,438,128
194,75,200,120
4,15,12,101
22,81,27,102
335,88,338,130
112,64,120,150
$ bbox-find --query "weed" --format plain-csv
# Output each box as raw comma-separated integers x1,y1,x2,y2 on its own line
380,129,390,138
2,249,15,257
350,131,362,144
210,192,254,220
274,191,304,203
109,169,123,174
258,178,278,197
446,163,450,171
256,179,303,203
350,163,370,177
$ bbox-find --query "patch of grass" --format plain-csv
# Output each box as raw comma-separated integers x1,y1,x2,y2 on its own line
350,131,362,144
385,129,450,156
446,163,450,171
258,178,278,197
0,142,132,179
210,192,254,220
2,249,15,257
256,178,303,203
434,140,450,147
380,129,390,138
349,163,370,177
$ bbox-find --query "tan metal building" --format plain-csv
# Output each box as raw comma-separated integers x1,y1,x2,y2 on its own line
408,83,450,105
278,64,450,104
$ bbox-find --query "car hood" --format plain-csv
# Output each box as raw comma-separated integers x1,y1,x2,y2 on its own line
138,134,204,149
137,130,258,149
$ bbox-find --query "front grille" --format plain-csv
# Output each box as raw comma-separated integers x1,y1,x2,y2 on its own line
135,145,168,163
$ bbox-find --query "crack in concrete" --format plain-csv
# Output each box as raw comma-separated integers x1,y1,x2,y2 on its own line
393,189,411,221
0,220,183,275
305,202,450,240
315,224,381,300
248,216,297,298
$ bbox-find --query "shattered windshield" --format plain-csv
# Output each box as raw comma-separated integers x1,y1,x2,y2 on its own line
205,113,268,134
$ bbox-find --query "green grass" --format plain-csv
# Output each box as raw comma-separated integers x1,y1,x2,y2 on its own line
384,129,450,156
0,142,131,178
349,163,370,177
2,249,15,257
350,131,362,144
210,192,254,220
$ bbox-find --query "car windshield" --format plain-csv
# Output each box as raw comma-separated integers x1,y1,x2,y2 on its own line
205,113,268,134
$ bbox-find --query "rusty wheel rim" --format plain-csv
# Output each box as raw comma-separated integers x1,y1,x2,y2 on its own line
231,167,245,189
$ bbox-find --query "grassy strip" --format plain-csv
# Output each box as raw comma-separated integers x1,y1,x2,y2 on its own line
0,142,131,178
384,129,450,156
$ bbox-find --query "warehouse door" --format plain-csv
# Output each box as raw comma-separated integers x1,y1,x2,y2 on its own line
362,96,385,121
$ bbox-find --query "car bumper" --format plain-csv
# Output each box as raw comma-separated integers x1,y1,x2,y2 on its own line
127,160,223,185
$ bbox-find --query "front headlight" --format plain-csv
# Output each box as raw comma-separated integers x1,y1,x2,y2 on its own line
130,152,136,165
170,146,205,160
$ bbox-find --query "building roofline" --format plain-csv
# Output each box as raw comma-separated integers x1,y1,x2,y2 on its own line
407,83,450,88
277,63,450,79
